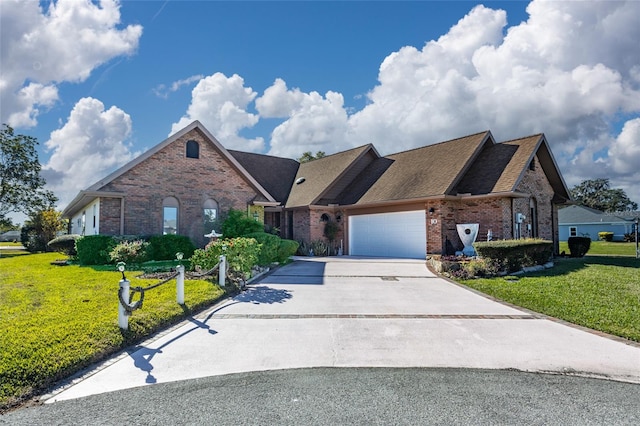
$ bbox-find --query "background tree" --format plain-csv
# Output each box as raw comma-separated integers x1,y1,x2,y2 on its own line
298,151,326,163
570,178,638,212
0,217,19,233
21,209,67,252
0,124,57,221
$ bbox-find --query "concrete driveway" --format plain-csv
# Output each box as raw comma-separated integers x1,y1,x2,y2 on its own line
46,256,640,403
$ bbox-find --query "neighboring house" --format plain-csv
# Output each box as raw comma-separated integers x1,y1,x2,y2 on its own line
558,205,635,241
63,121,571,258
0,230,21,242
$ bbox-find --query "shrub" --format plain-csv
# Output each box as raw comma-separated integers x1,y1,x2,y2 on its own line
191,237,261,274
47,234,81,256
567,236,591,257
244,232,280,265
324,220,339,242
109,240,149,264
310,239,329,256
474,239,553,273
146,234,195,261
277,239,299,262
21,225,46,253
75,235,117,265
221,209,262,238
598,232,614,242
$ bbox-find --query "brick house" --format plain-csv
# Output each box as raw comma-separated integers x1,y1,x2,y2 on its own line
63,121,571,257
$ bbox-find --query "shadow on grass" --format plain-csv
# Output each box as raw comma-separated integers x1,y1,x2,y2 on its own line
0,252,30,258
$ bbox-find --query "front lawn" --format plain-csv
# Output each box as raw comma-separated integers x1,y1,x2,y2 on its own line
460,256,640,342
0,253,226,411
559,240,637,256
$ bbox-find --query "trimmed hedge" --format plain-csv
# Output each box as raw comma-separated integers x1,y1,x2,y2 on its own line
568,236,591,257
47,234,81,256
278,239,299,261
473,239,553,273
146,234,195,261
75,235,117,265
244,232,300,265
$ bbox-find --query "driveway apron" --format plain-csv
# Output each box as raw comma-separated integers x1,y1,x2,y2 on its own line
46,256,640,402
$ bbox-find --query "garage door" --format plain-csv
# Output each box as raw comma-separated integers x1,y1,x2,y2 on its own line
348,210,426,258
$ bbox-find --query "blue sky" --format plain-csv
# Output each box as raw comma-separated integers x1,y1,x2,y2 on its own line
1,0,639,217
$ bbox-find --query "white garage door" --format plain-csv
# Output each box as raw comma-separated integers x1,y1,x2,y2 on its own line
349,210,426,258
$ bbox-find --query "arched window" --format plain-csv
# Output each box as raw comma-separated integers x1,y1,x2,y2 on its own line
163,197,179,235
203,199,218,234
186,140,199,159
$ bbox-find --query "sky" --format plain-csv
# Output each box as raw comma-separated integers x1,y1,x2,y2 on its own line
1,0,640,221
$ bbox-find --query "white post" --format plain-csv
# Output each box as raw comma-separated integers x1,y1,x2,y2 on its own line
176,264,185,304
219,254,226,287
118,278,130,330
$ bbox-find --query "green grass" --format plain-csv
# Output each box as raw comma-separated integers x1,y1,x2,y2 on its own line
559,240,638,256
0,253,226,411
460,256,640,342
0,242,23,247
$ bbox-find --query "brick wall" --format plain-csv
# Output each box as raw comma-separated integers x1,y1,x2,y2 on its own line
98,128,260,247
514,155,555,241
425,155,557,254
99,197,122,235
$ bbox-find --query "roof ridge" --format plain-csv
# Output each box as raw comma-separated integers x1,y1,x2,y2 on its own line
499,133,544,144
310,143,374,161
385,130,490,157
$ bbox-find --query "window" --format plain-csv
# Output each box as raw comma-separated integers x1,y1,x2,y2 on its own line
203,199,218,234
529,198,538,238
163,197,179,235
570,227,577,237
186,140,199,159
93,204,97,228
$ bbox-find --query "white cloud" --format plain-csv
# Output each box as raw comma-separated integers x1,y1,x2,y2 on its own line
255,78,306,118
153,74,204,99
609,119,640,176
0,0,142,127
42,97,135,208
256,0,640,203
171,73,264,152
255,79,349,157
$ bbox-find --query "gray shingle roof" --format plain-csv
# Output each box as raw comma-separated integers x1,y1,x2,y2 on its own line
228,150,299,204
558,205,630,224
347,131,491,204
285,145,373,208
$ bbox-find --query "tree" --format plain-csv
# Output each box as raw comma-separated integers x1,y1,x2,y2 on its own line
0,217,18,233
0,124,57,221
570,178,638,212
298,151,326,163
21,209,67,252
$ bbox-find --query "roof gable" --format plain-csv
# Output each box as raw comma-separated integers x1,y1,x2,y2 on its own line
85,121,275,202
349,131,491,204
63,121,277,217
285,145,377,208
454,134,571,201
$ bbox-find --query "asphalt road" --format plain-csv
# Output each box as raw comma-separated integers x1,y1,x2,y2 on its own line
3,368,639,425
